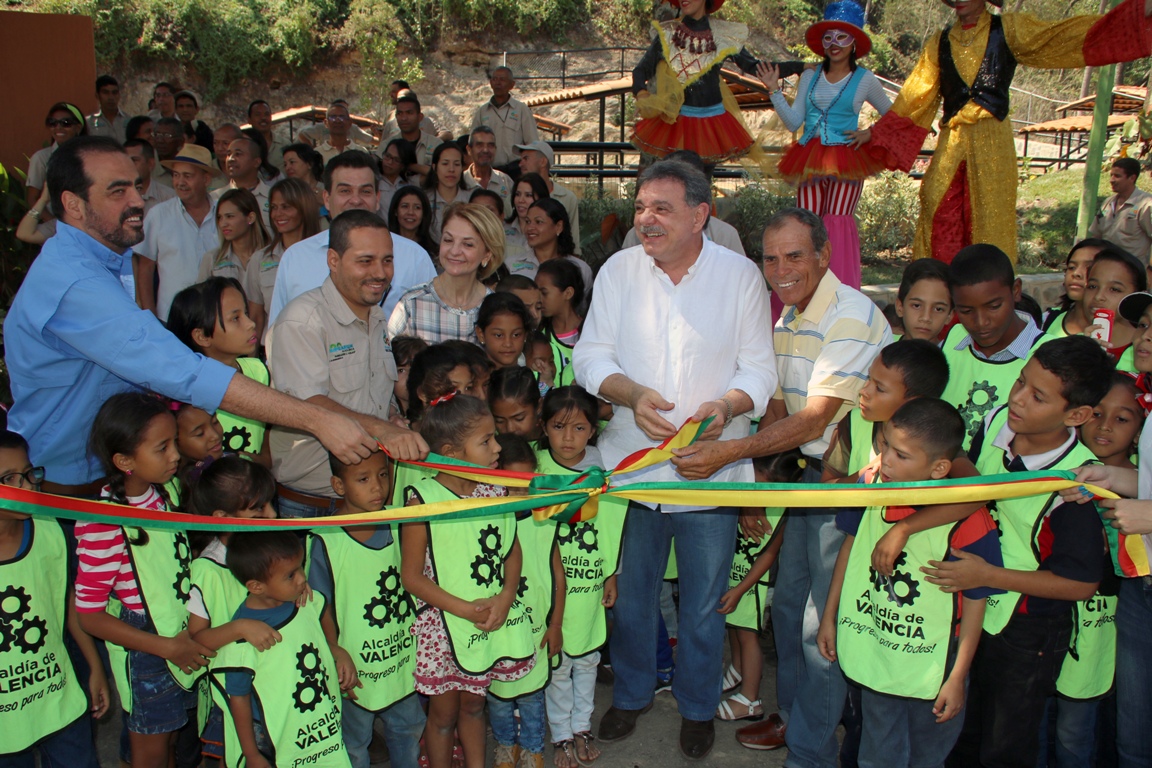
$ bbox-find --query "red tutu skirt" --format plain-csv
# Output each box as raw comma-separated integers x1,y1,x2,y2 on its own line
777,139,887,185
632,110,754,163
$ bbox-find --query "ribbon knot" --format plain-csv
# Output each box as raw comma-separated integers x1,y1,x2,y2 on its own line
528,467,609,523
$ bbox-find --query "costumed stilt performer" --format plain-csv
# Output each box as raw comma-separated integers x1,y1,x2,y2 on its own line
860,0,1152,264
631,0,805,166
759,1,891,288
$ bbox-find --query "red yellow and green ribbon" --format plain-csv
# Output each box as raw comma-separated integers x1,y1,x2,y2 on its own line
0,418,1143,575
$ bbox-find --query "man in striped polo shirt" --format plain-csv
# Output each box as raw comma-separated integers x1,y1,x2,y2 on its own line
674,207,891,766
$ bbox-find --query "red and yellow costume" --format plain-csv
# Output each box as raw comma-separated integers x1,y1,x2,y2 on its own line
868,0,1152,263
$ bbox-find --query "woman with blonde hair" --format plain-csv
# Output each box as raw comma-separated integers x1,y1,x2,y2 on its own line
244,178,322,341
388,203,505,344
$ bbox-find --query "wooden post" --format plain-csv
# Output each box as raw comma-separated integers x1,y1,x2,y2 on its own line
1076,0,1120,238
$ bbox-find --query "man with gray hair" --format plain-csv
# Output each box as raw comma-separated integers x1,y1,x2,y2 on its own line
463,125,513,212
471,66,539,176
573,160,776,760
673,207,890,764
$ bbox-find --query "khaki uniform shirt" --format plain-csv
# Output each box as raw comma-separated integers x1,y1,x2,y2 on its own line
1089,187,1152,264
463,167,514,214
470,97,539,167
213,179,273,231
267,277,397,495
550,181,582,255
86,110,130,143
315,139,372,166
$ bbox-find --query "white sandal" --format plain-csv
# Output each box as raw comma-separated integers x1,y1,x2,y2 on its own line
715,692,764,722
721,664,743,694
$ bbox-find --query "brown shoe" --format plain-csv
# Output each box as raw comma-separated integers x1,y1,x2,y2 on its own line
735,712,787,750
679,718,715,760
596,702,653,742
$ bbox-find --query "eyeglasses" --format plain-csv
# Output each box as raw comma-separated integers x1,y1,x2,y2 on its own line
822,31,855,48
327,114,350,122
0,467,46,489
46,118,80,128
153,132,178,139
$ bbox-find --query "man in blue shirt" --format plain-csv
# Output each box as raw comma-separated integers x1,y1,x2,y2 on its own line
4,136,427,492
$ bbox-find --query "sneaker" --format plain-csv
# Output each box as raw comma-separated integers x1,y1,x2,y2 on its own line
655,669,674,695
494,743,520,768
516,750,544,768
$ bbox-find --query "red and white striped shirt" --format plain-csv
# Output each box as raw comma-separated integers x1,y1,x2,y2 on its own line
74,485,168,614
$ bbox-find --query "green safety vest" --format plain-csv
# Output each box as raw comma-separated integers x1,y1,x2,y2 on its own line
1116,346,1136,374
940,324,1049,448
212,595,351,768
837,504,961,700
725,508,786,632
846,409,881,476
218,357,270,455
311,526,417,712
542,325,576,388
408,476,536,675
1056,591,1117,700
0,520,88,755
1041,310,1070,339
974,406,1101,635
190,554,249,733
107,526,198,712
533,448,627,657
489,514,557,699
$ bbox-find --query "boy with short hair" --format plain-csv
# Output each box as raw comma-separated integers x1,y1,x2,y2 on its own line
0,430,109,768
926,336,1111,767
823,338,951,482
219,532,352,768
941,244,1050,447
308,451,425,768
818,399,1003,767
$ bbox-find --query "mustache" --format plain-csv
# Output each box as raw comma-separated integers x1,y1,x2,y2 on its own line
121,207,145,224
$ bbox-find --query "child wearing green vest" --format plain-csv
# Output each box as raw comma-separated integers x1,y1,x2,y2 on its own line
531,386,620,768
940,245,1050,448
166,402,225,506
219,532,352,768
1040,238,1109,339
818,399,1004,767
1079,247,1148,374
1033,371,1140,766
183,456,281,761
475,292,533,370
0,430,109,767
891,259,952,344
309,450,426,768
77,393,211,768
400,394,536,768
535,259,584,389
168,276,273,466
924,337,1112,767
716,451,804,723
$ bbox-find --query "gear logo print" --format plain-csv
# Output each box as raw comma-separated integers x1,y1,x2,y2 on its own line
222,425,252,453
292,643,329,713
172,534,192,602
869,552,921,608
470,524,504,588
737,535,760,564
363,567,413,629
0,585,48,655
959,381,998,437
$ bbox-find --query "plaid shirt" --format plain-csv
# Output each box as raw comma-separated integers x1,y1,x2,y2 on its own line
387,281,491,345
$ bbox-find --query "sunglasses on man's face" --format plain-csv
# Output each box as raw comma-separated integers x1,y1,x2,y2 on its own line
47,118,80,128
822,31,855,48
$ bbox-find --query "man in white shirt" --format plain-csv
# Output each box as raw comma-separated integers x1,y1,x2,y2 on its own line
471,67,539,174
269,151,437,325
573,160,776,760
135,144,220,321
517,140,581,253
314,101,373,165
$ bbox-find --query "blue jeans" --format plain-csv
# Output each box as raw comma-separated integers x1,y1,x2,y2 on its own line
488,690,546,754
772,465,848,768
0,713,101,768
610,503,737,721
276,491,340,519
1036,697,1099,768
859,686,964,768
1116,577,1152,768
343,693,426,768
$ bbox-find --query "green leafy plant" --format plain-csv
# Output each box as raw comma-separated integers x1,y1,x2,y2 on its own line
856,171,918,258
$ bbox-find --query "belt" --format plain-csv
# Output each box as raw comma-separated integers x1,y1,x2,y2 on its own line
275,483,337,510
41,479,105,498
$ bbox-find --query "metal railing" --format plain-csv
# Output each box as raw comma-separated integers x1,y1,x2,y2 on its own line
494,47,647,88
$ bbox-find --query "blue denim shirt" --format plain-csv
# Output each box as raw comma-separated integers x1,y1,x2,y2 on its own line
4,223,235,484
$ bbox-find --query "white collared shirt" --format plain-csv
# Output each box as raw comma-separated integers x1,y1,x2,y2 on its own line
268,229,437,325
136,196,220,321
574,240,777,501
